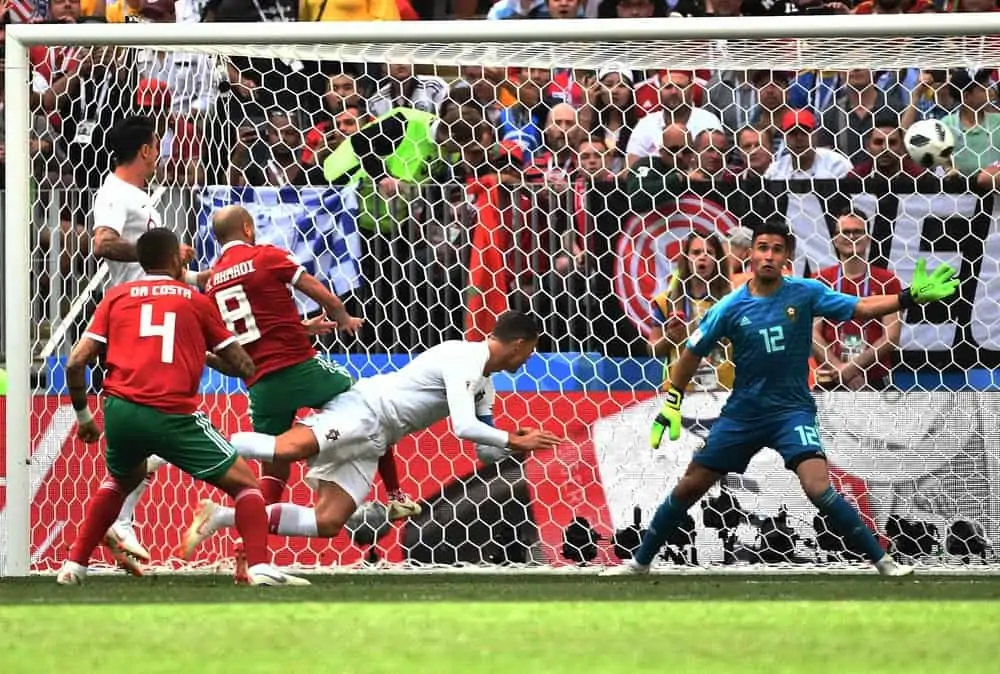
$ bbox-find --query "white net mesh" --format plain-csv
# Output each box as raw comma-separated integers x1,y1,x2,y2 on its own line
6,18,1000,574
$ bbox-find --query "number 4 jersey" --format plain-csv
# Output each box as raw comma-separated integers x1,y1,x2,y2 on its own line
204,242,316,387
84,275,236,415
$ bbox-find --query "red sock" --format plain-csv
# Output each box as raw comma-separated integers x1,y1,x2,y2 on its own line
69,479,128,566
259,476,286,505
378,447,401,496
234,488,269,567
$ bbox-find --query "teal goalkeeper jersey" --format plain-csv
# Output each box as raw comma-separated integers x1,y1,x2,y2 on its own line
686,277,859,420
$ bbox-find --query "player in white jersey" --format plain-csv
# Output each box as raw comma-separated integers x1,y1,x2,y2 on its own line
91,115,202,572
178,311,562,566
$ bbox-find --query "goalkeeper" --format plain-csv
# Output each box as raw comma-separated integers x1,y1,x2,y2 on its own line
605,219,960,577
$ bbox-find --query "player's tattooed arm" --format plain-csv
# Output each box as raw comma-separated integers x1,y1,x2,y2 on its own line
93,227,138,262
210,342,256,380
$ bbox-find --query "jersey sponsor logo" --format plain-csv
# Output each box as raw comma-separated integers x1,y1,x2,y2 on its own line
738,316,752,327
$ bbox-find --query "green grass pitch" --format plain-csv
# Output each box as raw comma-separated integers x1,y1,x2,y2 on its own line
1,574,998,674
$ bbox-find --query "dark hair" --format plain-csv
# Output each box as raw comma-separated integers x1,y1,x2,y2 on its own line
492,311,540,343
871,111,900,131
753,218,795,249
107,114,157,166
136,228,180,272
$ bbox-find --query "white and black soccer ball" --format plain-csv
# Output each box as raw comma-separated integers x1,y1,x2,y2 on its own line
904,119,956,169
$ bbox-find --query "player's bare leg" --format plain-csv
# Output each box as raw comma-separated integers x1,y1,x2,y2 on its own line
601,462,722,576
200,456,309,586
105,455,165,565
796,458,913,577
58,463,147,584
378,447,421,521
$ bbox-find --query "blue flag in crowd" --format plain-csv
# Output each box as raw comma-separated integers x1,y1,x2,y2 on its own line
195,185,363,314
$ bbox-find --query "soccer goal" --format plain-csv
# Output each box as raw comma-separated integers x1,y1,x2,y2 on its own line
4,15,1000,577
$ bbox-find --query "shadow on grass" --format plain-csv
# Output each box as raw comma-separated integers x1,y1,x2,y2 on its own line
2,574,1000,605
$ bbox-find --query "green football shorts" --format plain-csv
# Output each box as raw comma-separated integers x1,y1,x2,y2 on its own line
248,356,353,436
103,396,237,482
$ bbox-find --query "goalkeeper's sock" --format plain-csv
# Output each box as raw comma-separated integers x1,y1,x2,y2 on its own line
377,448,401,495
634,494,693,567
70,479,128,566
231,432,276,462
259,476,287,505
811,485,885,563
267,504,320,537
233,488,269,567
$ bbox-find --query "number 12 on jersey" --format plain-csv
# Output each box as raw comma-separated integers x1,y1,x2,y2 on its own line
758,326,785,353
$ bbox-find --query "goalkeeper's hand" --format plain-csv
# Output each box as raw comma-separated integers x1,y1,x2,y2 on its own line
650,386,684,450
907,258,960,304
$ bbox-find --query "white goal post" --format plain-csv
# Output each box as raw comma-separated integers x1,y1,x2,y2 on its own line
6,14,1000,577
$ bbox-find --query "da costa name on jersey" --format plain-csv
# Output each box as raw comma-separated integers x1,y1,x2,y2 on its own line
130,285,193,299
207,260,256,290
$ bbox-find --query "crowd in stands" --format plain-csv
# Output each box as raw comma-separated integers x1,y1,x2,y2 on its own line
5,0,1000,386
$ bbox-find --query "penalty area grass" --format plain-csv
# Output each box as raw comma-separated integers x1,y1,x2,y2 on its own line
0,574,998,674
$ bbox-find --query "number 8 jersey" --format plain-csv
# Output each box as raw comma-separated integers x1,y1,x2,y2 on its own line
204,242,315,387
84,275,236,415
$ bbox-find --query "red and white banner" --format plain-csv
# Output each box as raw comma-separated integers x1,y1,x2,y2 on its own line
2,392,997,571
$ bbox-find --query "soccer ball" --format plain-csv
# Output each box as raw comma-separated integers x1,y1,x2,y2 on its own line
904,119,956,169
345,501,391,547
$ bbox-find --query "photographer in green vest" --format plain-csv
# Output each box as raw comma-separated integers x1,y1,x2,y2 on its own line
323,104,485,199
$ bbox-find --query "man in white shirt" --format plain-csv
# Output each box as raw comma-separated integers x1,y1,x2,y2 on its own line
178,311,563,564
91,114,199,570
625,70,723,167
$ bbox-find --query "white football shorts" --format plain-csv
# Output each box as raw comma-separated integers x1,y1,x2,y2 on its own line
298,389,388,506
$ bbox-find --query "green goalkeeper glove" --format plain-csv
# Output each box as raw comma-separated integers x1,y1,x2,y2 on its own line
650,386,684,449
900,258,960,308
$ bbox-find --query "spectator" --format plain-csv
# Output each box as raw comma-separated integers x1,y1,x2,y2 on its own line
689,129,731,178
852,0,931,12
819,69,907,164
449,66,505,124
733,126,773,175
580,69,638,168
497,68,558,156
626,123,691,211
231,108,325,186
598,0,659,17
764,109,852,179
489,0,598,18
940,68,1000,174
812,212,901,391
300,0,400,19
707,70,791,150
368,63,448,117
303,96,369,167
900,69,956,127
647,232,733,391
527,103,582,190
625,70,722,166
849,114,926,177
576,139,616,182
726,226,754,276
134,78,203,185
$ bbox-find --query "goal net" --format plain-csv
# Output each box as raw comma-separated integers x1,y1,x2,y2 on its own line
4,16,1000,576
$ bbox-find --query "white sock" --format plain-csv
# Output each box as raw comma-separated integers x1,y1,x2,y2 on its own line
115,475,153,527
268,504,320,537
231,432,276,462
146,455,168,473
209,503,319,537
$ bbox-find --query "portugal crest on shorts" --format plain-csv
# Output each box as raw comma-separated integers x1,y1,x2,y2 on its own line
785,306,797,322
325,428,341,442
